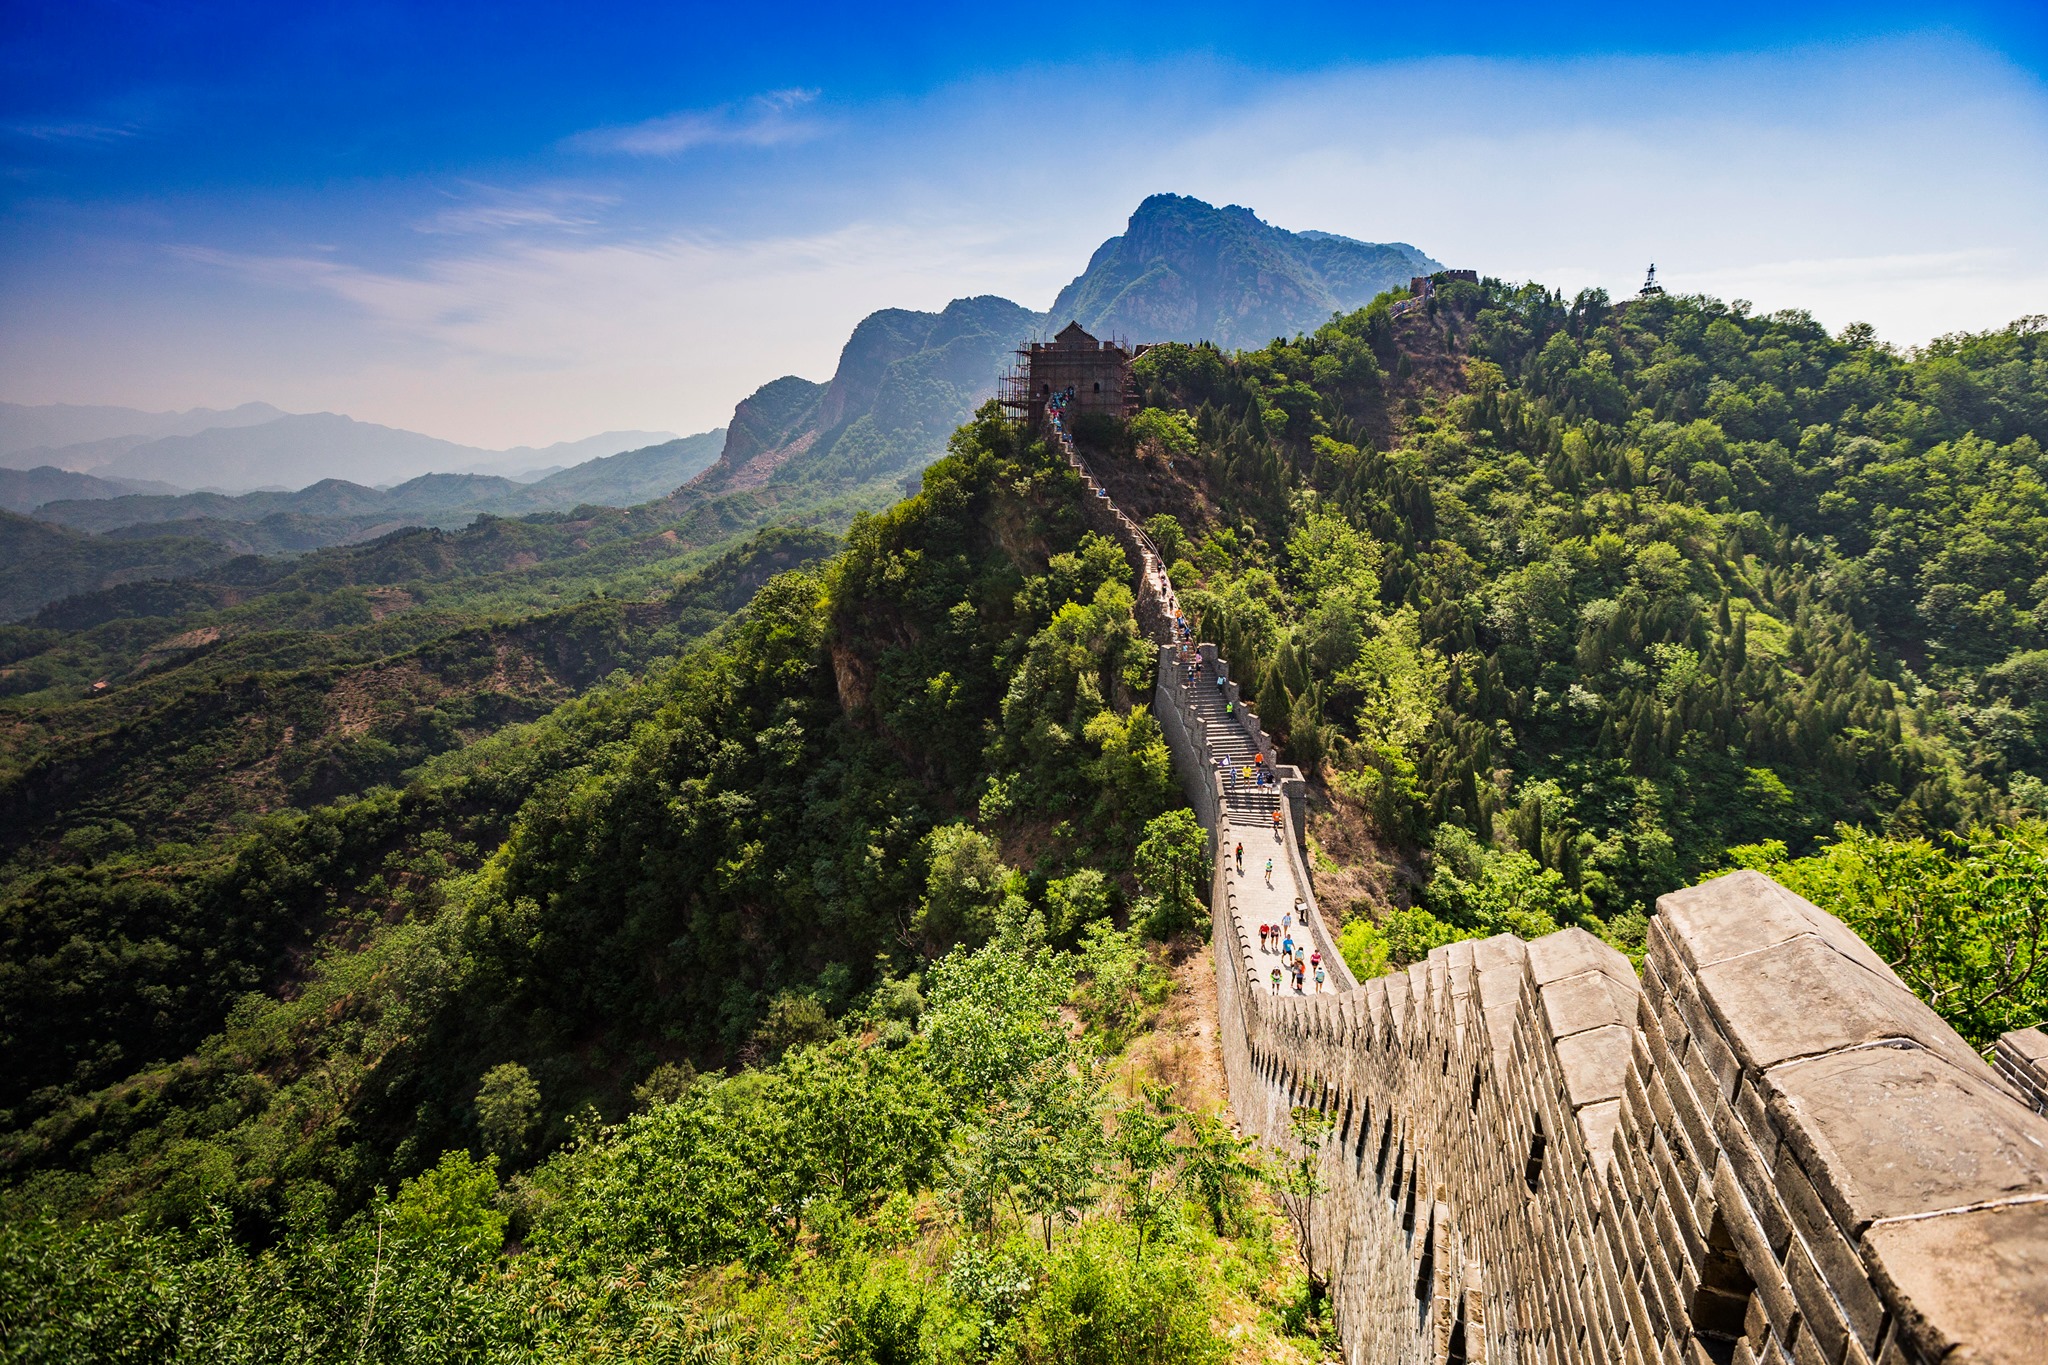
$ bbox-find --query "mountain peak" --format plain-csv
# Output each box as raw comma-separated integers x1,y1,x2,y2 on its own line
1051,193,1439,349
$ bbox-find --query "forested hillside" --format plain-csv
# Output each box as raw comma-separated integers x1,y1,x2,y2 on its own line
3,413,1341,1361
1102,285,2045,1025
3,277,2044,1362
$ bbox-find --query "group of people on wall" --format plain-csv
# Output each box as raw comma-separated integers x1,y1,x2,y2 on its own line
1256,905,1326,994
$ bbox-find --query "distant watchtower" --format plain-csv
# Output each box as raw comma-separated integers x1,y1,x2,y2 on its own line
1002,322,1140,429
1639,264,1666,298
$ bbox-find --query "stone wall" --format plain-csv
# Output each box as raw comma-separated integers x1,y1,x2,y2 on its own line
1052,407,2048,1364
1992,1027,2048,1116
1212,871,2048,1365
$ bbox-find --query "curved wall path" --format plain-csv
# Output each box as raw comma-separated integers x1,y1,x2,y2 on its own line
1046,412,2048,1365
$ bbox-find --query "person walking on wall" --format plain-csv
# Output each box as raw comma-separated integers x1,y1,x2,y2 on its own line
1264,857,1274,888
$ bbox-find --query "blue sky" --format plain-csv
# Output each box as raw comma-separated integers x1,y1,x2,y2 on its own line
4,2,2046,447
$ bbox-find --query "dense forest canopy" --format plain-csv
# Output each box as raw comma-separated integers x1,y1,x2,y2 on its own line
1115,287,2046,987
3,275,2045,1361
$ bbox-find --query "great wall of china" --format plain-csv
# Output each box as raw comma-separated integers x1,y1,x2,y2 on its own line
1039,391,2048,1365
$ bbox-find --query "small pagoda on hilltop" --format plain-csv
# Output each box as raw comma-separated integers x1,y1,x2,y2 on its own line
1639,264,1666,298
1001,322,1142,429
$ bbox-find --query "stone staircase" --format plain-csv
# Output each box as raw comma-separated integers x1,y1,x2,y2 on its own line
1182,668,1282,823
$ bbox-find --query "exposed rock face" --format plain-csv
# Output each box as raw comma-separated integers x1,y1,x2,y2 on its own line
694,295,1041,492
711,376,827,488
697,197,1440,494
1049,193,1438,349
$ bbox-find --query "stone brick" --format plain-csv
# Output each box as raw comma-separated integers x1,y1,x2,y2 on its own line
1712,1157,1801,1341
1772,1153,1886,1354
1997,1024,2048,1068
1734,1074,1780,1177
1790,1321,1833,1365
1871,1323,1920,1365
1638,1002,1678,1083
1543,968,1641,1040
1557,1025,1635,1110
1785,1232,1851,1365
1745,1291,1770,1343
1695,936,1989,1084
1860,1200,2048,1365
1713,1088,1792,1256
1579,1099,1623,1175
1660,1048,1719,1179
1646,912,1686,986
1764,1045,2048,1233
1654,870,1895,979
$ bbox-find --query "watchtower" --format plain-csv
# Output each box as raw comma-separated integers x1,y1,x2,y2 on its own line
1001,321,1140,429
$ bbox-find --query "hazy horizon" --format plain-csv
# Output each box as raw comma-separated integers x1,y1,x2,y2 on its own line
5,3,2045,451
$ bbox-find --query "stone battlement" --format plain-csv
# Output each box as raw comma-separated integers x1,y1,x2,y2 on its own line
1211,871,2048,1365
1047,396,2048,1364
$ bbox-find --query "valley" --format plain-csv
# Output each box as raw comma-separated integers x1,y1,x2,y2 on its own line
2,239,2045,1360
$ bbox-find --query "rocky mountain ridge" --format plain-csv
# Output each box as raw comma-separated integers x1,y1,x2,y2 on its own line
687,194,1436,494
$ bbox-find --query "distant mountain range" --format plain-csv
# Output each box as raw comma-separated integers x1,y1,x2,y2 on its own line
0,401,290,460
0,400,677,493
0,466,184,515
685,194,1438,492
30,430,726,539
6,193,1439,572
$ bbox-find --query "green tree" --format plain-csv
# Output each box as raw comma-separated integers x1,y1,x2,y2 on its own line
780,1037,947,1216
1072,919,1168,1049
1267,1106,1335,1311
920,824,1018,949
1011,1052,1106,1251
922,941,1076,1109
388,1149,506,1275
1045,869,1114,945
1135,809,1209,939
1114,1084,1181,1266
475,1063,540,1164
1336,916,1392,979
1181,1111,1259,1236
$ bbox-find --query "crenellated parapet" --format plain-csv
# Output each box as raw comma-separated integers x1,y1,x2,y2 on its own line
1053,398,2048,1363
1208,868,2048,1365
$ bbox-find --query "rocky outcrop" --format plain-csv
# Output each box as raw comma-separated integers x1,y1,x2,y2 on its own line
1050,193,1438,349
694,296,1042,493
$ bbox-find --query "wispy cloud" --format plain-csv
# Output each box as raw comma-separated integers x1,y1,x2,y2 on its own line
568,88,823,157
18,38,2047,447
157,214,1043,442
5,118,144,143
414,184,618,235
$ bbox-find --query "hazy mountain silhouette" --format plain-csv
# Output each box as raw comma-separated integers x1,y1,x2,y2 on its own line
1049,193,1438,349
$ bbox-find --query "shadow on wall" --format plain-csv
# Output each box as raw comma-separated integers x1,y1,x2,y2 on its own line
1210,868,2048,1365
